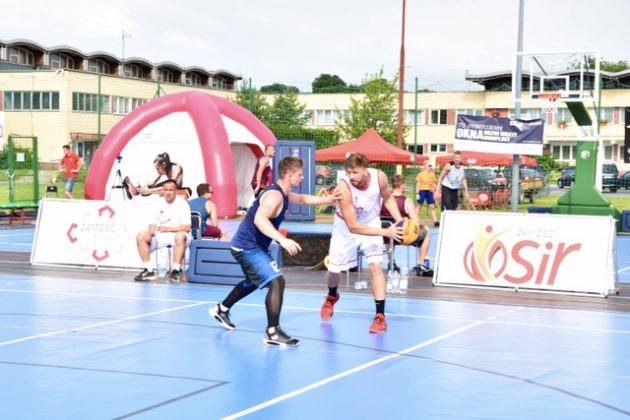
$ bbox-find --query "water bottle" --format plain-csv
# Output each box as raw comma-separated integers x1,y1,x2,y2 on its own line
399,267,408,294
386,271,393,292
156,248,167,277
391,271,400,294
424,257,430,268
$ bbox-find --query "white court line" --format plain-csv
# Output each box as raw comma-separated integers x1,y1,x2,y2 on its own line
617,266,630,273
0,302,205,347
222,320,485,420
1,288,629,334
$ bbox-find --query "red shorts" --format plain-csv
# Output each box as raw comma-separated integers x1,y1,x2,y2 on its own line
203,225,222,238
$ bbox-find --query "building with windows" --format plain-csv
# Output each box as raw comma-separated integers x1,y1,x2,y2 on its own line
1,38,629,170
0,38,241,165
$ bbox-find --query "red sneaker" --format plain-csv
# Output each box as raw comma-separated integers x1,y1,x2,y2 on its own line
320,293,340,320
369,313,387,334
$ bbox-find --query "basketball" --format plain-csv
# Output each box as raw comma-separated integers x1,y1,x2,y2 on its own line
396,218,420,245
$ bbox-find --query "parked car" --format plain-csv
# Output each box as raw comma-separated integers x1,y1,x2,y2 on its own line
557,166,575,188
315,165,335,185
464,167,502,191
602,163,619,193
618,171,630,190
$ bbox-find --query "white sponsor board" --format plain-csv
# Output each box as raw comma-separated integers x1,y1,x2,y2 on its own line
434,211,617,296
31,199,155,269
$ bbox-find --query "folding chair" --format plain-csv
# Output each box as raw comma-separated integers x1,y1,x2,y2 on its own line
190,211,203,240
45,185,58,198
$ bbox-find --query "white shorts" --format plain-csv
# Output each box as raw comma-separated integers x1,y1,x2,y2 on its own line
150,232,191,252
328,216,384,273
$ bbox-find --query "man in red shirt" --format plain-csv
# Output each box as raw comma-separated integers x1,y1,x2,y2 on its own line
58,145,84,199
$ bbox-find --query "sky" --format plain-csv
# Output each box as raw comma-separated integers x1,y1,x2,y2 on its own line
1,0,628,92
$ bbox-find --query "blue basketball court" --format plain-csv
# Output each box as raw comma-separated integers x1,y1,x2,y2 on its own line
1,226,630,418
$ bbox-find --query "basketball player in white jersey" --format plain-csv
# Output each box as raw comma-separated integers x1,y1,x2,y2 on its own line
321,153,404,334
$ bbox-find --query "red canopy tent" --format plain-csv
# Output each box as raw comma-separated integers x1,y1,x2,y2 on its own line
435,151,537,167
315,128,427,164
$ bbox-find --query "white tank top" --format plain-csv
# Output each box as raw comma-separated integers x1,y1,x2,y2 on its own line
338,168,381,224
442,163,465,190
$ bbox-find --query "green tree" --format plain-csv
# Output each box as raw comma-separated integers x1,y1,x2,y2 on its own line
311,73,363,93
600,59,630,72
335,68,406,144
266,91,309,128
260,83,300,94
232,80,269,121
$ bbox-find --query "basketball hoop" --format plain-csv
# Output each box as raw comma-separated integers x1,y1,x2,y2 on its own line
538,93,561,115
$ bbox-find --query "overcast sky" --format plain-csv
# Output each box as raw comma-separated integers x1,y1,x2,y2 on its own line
2,0,628,92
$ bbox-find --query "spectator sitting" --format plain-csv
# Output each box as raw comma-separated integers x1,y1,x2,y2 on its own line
381,174,431,274
134,179,191,282
188,183,227,240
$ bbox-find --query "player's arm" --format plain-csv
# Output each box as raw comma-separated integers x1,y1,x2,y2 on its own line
461,175,470,198
288,188,342,205
337,180,402,241
255,190,302,256
75,156,85,173
405,197,422,227
207,201,219,227
253,156,269,191
378,170,403,223
436,163,450,192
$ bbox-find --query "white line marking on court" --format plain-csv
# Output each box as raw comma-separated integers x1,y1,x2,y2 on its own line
221,320,484,420
0,288,209,304
617,266,630,273
0,302,205,347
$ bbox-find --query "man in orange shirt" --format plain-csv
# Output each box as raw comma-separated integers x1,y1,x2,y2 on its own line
58,145,84,199
415,160,439,226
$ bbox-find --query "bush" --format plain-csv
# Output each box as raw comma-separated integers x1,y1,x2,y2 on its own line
0,146,35,170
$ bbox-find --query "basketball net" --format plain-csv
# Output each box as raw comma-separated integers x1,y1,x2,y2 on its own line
538,93,561,115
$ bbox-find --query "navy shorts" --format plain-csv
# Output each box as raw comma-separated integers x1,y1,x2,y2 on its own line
417,190,435,205
230,247,282,288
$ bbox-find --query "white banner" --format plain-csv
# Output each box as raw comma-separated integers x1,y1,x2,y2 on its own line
434,211,616,296
31,199,156,269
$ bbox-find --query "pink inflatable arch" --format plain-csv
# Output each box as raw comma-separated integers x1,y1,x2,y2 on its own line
84,91,276,217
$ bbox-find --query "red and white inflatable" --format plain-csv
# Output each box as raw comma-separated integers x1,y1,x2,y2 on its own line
84,91,275,217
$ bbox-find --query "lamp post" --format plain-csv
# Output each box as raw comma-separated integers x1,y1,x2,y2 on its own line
397,0,406,149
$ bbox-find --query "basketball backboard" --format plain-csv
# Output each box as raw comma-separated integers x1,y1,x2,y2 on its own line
512,51,600,105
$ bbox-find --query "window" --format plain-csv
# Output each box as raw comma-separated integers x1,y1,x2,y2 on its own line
88,59,111,74
72,92,110,113
212,77,227,90
404,110,425,125
302,110,314,126
113,96,130,115
3,91,60,111
131,98,147,110
552,144,577,161
158,69,174,83
406,145,424,155
123,64,144,79
598,107,613,124
8,47,34,65
508,108,543,119
50,53,75,69
430,109,448,125
457,108,483,117
315,110,338,125
429,144,447,153
555,108,574,124
185,73,202,87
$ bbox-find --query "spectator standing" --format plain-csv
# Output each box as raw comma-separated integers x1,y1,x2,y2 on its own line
58,145,84,199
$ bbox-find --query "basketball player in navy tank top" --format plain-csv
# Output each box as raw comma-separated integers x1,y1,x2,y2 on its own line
210,156,341,346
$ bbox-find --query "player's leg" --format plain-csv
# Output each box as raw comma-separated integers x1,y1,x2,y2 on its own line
134,230,158,281
263,275,299,346
321,223,357,320
361,235,388,333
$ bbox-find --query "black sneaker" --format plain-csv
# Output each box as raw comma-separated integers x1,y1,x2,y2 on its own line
434,221,440,227
209,303,235,330
263,326,299,347
168,269,180,283
134,269,156,281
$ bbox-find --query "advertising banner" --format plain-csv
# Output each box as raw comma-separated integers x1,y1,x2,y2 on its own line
31,199,155,269
434,211,616,296
455,115,544,155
